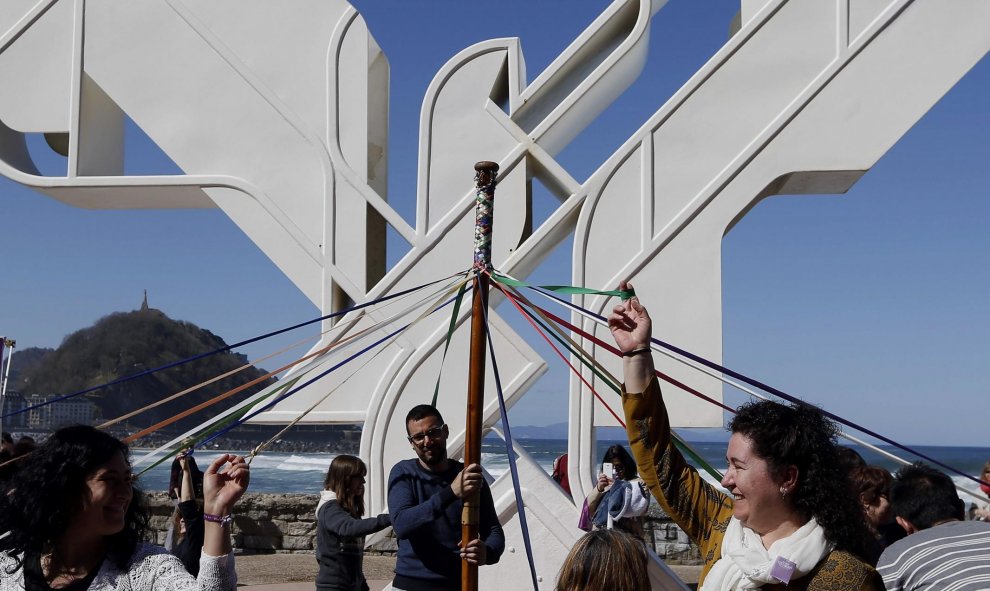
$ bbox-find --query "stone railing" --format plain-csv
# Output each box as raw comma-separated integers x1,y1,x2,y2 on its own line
145,492,701,564
146,492,321,553
642,504,701,564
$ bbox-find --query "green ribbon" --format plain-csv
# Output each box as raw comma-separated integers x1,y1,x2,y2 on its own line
491,272,635,300
515,303,620,393
671,431,724,483
431,278,471,407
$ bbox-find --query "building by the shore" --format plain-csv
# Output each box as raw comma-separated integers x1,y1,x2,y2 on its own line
18,393,99,430
1,390,28,429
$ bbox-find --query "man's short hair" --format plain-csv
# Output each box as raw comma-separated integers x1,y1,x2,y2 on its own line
889,462,963,530
405,404,444,434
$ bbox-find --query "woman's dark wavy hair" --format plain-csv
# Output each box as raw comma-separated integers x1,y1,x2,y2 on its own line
729,400,872,559
850,464,893,506
0,425,150,574
602,445,638,480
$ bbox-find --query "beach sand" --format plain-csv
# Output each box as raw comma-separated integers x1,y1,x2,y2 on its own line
236,553,392,587
235,553,702,589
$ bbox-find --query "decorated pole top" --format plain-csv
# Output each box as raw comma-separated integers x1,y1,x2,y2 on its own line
472,161,499,270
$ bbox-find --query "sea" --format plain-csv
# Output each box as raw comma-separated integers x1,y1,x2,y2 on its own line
134,438,990,505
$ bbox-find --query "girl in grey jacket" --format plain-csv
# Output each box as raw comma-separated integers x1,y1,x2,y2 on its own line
316,455,390,591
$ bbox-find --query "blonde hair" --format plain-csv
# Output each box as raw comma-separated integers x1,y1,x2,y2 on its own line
324,455,367,518
555,529,650,591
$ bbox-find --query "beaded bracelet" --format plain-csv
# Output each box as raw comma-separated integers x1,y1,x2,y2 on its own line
621,347,652,357
203,513,234,526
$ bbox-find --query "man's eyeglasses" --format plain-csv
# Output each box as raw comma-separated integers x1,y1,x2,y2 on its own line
408,425,446,445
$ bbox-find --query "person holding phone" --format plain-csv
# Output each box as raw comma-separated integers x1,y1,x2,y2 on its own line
584,444,650,539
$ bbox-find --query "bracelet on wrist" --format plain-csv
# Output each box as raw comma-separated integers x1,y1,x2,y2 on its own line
621,347,652,357
203,513,234,526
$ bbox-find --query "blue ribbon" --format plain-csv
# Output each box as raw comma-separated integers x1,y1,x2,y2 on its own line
482,304,540,591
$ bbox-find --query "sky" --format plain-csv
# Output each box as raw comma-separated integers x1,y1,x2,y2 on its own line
1,1,988,446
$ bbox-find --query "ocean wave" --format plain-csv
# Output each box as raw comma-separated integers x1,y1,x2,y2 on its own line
243,453,335,472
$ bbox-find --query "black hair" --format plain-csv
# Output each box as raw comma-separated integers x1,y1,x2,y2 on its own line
405,404,444,435
0,425,149,574
602,445,638,480
889,462,964,529
0,449,15,482
835,446,866,471
729,400,872,559
1,432,12,444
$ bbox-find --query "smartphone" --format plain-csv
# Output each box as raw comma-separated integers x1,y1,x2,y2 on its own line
602,462,614,479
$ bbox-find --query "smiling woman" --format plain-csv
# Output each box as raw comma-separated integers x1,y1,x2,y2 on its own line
608,283,883,590
0,426,250,591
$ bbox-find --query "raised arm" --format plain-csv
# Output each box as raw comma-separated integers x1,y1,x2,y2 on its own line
179,454,195,503
201,454,250,557
607,281,654,393
608,283,732,570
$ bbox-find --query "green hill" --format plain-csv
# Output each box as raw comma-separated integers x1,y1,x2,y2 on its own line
16,307,277,434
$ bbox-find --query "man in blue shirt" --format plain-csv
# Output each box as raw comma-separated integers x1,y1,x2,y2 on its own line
387,404,505,591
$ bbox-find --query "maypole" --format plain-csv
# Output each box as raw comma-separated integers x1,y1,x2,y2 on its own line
0,337,13,441
462,161,498,591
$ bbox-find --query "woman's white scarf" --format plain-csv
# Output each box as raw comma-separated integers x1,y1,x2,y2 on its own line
700,517,833,590
315,490,337,516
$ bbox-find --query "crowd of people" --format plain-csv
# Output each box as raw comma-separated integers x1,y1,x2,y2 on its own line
1,286,989,590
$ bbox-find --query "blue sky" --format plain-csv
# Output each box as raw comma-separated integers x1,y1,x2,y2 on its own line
1,1,988,446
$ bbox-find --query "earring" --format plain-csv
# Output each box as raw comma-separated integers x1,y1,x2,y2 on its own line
780,486,788,498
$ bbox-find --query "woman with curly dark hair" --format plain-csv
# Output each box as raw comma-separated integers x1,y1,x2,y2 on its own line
608,283,881,590
0,425,249,590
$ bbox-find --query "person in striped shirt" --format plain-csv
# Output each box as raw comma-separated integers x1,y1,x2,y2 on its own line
876,462,990,590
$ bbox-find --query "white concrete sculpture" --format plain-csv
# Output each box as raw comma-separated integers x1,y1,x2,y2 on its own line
2,1,989,588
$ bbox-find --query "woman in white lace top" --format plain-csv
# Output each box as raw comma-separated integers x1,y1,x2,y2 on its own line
0,425,249,590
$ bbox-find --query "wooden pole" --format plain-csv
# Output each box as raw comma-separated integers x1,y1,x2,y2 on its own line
462,160,498,591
